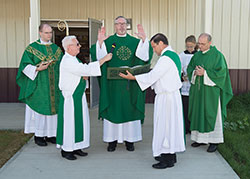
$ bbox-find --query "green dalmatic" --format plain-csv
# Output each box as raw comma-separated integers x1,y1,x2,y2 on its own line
16,40,63,115
90,34,153,124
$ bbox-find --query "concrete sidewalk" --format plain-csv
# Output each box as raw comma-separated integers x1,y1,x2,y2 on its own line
0,103,239,179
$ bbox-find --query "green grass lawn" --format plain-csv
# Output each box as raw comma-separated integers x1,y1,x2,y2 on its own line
218,92,250,179
0,130,32,168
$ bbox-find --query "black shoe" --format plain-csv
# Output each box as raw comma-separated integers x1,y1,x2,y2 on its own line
155,154,176,163
207,143,218,153
73,149,88,157
34,136,47,146
191,142,207,147
152,161,174,169
125,141,134,151
154,156,162,161
173,154,177,163
61,150,77,160
45,137,56,144
107,141,117,152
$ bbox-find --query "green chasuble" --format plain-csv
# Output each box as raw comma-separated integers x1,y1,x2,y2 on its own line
90,34,153,124
16,40,63,115
187,46,233,133
57,78,86,145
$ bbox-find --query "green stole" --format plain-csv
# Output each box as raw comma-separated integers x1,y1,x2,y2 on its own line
16,40,63,115
90,34,153,124
57,60,87,145
187,46,233,132
161,50,181,77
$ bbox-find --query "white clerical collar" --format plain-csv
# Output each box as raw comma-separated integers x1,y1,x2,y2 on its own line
161,45,173,55
65,52,76,59
40,38,52,45
202,47,210,54
116,33,127,37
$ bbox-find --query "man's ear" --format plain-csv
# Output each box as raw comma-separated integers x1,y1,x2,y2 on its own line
159,41,164,46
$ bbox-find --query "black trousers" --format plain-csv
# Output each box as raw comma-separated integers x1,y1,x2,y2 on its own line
182,95,190,134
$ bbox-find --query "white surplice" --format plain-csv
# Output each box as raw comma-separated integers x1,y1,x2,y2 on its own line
23,39,57,137
57,52,101,152
96,35,150,143
135,46,186,156
179,52,193,96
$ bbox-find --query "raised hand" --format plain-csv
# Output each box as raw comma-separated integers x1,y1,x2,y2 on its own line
134,24,146,42
98,27,109,47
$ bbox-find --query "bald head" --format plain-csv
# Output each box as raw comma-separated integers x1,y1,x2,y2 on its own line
198,33,212,52
199,33,212,42
39,24,53,42
39,24,52,32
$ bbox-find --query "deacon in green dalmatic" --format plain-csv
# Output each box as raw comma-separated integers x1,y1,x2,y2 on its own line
16,24,63,147
90,16,153,152
187,33,233,152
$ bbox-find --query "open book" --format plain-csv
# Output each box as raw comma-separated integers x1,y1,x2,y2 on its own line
107,64,151,79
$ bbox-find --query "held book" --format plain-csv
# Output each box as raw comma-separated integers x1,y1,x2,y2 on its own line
107,64,151,79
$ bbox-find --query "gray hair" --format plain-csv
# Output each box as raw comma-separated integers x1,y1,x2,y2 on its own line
199,33,212,42
62,35,77,51
114,16,127,24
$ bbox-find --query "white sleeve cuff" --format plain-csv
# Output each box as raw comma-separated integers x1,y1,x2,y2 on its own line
135,38,149,61
85,79,89,89
190,70,196,84
204,70,216,86
96,40,108,60
23,64,38,81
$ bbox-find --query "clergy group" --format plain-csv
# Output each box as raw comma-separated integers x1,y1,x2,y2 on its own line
16,16,233,169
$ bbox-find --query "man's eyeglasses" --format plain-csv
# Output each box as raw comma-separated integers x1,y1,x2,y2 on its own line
115,23,127,26
69,43,80,47
198,43,208,46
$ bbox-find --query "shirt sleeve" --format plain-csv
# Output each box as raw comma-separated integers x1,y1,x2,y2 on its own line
190,70,196,84
22,64,38,81
63,60,101,77
96,40,108,60
135,56,170,91
135,38,149,61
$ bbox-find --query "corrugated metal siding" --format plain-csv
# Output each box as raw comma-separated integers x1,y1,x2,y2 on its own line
40,0,204,52
212,0,250,69
0,0,249,69
0,0,30,68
